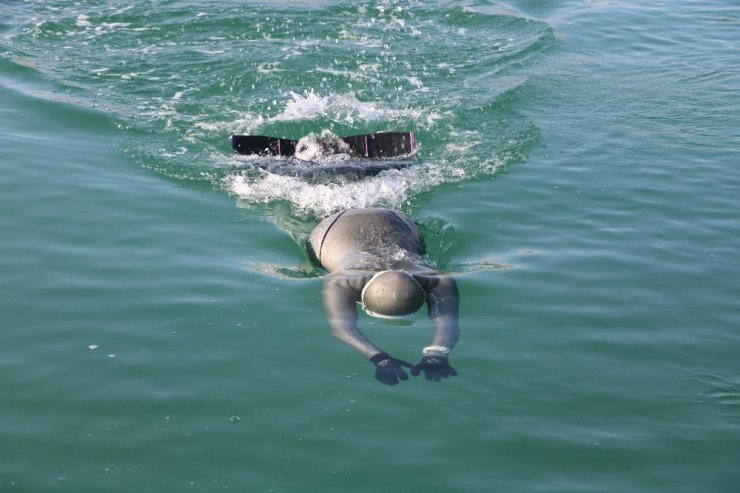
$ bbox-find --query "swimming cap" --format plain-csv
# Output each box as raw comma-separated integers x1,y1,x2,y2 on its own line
360,271,425,319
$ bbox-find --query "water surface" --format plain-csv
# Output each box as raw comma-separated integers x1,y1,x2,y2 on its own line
1,1,739,491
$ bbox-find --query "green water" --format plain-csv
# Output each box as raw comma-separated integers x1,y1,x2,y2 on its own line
1,1,739,492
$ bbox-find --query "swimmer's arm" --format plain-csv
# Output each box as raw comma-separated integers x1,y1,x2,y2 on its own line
427,277,461,353
322,276,384,358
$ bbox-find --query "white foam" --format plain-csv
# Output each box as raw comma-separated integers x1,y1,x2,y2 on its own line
76,14,91,28
215,88,507,216
226,164,447,218
218,91,443,142
271,91,424,125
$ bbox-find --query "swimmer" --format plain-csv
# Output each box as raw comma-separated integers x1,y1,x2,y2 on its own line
307,208,460,385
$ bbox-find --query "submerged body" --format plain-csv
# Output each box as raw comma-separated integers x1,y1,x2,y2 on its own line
308,208,461,385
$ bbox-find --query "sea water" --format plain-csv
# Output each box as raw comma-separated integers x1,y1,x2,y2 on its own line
1,1,739,492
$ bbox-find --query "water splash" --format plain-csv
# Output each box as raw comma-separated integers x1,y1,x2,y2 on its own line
228,164,443,219
2,0,552,218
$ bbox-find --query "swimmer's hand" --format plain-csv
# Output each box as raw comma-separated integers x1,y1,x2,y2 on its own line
411,356,458,382
369,352,413,386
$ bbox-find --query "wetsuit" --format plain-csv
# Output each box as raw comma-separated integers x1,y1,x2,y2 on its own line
308,208,460,384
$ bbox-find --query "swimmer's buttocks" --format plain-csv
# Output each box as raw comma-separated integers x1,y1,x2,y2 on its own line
308,208,423,273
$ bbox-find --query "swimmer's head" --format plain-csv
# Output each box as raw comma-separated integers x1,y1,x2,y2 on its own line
360,270,425,319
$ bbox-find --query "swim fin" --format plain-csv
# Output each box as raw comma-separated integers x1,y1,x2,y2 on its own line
231,132,416,158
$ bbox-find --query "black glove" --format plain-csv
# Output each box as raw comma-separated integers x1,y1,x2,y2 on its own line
370,352,412,386
411,355,458,382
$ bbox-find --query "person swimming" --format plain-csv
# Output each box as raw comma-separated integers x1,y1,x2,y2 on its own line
307,208,460,385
